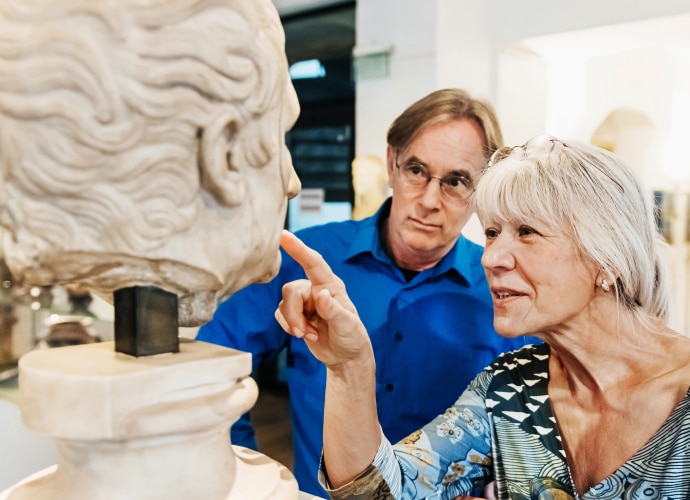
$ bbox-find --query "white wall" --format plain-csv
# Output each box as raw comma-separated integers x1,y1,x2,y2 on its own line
354,0,438,161
354,0,500,161
354,0,690,159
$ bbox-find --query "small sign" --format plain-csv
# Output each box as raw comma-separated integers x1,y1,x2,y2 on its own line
299,188,324,215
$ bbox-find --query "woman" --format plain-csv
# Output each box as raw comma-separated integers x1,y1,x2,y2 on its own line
275,135,690,499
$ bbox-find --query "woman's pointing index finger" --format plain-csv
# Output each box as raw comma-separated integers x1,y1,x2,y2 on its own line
280,230,337,286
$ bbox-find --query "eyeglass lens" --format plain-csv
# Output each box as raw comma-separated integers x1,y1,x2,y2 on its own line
397,162,473,201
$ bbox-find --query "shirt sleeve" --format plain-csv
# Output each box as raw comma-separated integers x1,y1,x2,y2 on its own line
318,431,397,500
321,371,494,499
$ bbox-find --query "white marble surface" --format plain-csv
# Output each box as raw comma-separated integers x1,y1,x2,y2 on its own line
299,494,326,500
19,341,254,440
1,391,324,498
0,0,301,327
2,462,323,500
3,341,301,499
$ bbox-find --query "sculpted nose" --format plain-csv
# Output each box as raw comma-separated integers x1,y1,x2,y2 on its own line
287,167,301,199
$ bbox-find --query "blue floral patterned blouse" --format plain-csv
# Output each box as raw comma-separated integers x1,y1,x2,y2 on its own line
327,343,690,500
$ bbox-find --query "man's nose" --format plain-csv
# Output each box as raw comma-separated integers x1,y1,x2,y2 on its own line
419,176,444,205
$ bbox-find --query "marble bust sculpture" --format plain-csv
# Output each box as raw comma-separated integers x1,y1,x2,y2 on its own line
351,154,389,220
0,1,304,498
0,0,301,327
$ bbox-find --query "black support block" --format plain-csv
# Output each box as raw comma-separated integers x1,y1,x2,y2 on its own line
114,286,179,357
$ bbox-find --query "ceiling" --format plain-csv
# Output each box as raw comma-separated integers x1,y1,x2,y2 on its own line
275,4,690,68
517,12,690,59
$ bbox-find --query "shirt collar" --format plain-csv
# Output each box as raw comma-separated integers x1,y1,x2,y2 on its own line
344,198,391,263
344,198,478,284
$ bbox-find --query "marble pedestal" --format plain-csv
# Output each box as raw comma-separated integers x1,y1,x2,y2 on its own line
0,340,298,499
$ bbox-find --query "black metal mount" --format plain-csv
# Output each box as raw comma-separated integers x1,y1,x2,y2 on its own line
114,286,179,357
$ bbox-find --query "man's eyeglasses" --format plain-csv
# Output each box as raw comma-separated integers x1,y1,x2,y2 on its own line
395,161,474,203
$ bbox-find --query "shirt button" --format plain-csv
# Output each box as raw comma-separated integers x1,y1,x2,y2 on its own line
385,383,394,392
394,332,403,341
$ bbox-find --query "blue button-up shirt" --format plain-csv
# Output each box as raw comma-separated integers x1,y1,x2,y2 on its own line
196,199,531,497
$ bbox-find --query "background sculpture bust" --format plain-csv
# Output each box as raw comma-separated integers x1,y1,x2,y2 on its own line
0,0,301,326
351,154,389,220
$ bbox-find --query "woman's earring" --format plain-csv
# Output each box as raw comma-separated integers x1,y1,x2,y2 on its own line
601,278,610,292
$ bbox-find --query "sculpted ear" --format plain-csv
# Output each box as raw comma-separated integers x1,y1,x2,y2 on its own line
199,110,244,207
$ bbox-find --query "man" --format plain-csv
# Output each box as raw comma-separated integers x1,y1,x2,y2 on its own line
197,88,530,496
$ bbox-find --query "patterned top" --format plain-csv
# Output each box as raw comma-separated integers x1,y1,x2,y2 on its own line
328,343,690,499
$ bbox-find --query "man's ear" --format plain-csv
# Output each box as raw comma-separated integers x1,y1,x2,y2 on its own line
199,109,244,207
386,144,396,189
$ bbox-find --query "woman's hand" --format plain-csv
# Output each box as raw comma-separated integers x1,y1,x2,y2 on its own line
275,230,373,369
277,230,381,486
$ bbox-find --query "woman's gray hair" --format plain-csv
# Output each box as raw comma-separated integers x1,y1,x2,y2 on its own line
474,135,671,325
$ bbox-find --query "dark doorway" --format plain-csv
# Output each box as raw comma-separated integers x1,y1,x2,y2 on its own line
282,2,356,207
